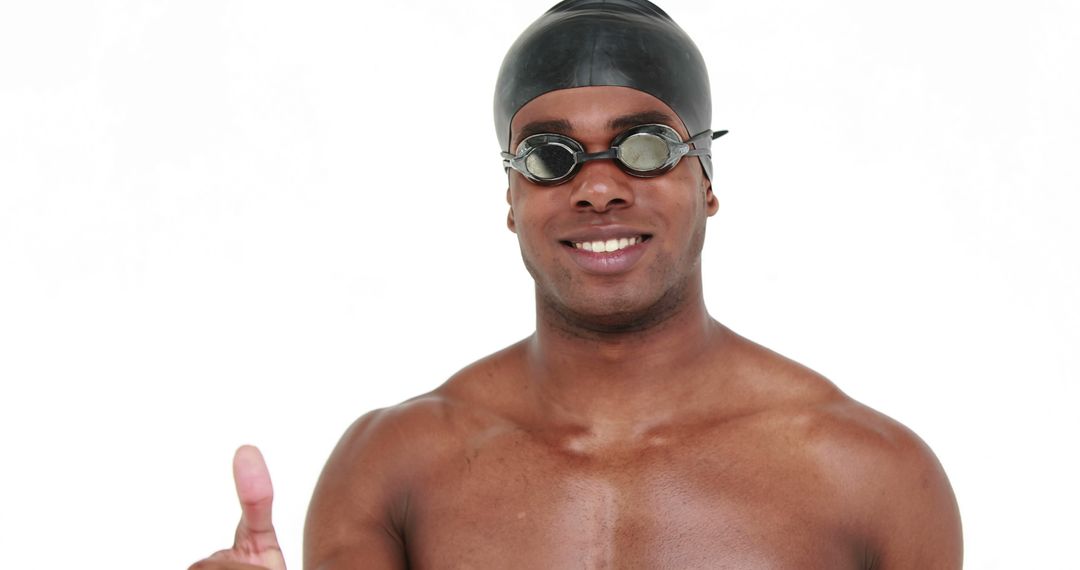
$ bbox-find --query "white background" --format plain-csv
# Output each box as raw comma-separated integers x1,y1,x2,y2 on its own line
1,1,1077,568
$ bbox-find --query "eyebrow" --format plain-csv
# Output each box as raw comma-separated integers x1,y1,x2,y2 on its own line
607,111,678,132
514,119,574,146
512,110,680,147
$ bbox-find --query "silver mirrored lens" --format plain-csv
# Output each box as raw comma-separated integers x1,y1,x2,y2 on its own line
617,133,671,171
525,143,577,180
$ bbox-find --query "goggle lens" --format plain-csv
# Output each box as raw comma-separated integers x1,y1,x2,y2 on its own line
617,132,672,172
525,143,577,181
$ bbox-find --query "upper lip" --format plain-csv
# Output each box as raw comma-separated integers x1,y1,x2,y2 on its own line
558,225,653,243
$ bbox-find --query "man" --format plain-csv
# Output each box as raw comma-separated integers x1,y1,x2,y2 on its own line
191,1,962,568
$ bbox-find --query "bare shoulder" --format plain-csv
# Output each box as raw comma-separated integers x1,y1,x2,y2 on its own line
302,393,455,567
304,342,525,567
728,333,962,568
313,341,526,492
333,336,525,447
800,398,962,568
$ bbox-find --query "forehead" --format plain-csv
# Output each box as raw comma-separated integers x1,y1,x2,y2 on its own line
509,86,690,146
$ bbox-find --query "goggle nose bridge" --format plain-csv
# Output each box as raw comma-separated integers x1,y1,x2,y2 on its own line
571,147,620,166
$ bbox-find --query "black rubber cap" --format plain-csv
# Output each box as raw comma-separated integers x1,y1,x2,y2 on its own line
494,0,714,178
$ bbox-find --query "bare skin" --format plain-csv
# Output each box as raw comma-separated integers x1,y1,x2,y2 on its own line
191,86,962,570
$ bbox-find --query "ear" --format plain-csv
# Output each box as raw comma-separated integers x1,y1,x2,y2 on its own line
703,176,718,217
505,187,517,233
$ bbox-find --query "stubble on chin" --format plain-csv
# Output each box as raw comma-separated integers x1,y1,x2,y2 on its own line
529,256,696,338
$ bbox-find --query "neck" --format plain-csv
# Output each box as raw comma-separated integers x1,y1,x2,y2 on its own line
524,277,729,432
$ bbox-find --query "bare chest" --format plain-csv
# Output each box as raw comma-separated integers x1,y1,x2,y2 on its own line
403,425,866,569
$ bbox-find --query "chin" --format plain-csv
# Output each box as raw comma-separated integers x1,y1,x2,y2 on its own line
538,280,689,335
522,241,704,335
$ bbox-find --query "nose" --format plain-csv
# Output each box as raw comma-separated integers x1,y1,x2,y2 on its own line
567,160,635,212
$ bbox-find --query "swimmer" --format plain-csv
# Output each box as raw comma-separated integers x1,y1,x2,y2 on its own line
189,1,962,568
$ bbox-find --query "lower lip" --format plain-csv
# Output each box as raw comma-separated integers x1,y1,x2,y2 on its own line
563,239,650,275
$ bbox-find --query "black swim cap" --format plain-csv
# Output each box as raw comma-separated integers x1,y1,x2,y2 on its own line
494,0,715,179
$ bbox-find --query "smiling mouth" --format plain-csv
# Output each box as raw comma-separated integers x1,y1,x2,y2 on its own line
560,234,652,253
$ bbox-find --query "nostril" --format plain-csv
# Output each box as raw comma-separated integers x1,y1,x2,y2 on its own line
575,196,629,211
600,198,629,211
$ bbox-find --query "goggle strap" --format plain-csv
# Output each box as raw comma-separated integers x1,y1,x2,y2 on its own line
686,129,714,144
684,129,728,146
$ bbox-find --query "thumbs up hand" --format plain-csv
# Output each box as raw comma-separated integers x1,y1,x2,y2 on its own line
189,446,288,570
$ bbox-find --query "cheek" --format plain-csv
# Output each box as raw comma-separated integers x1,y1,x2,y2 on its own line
509,188,558,255
674,166,711,218
643,182,706,236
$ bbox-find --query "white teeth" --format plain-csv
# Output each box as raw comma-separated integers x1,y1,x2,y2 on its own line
571,235,645,253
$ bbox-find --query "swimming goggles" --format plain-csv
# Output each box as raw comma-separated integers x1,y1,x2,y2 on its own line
502,124,728,186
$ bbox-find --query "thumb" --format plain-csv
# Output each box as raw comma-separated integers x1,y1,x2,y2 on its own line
232,445,275,536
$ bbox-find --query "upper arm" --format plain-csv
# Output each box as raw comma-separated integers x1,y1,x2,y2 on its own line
303,407,420,570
